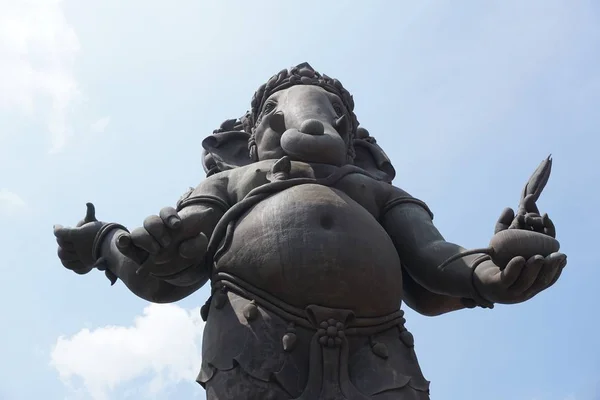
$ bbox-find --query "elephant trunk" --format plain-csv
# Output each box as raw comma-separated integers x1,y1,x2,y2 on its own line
280,118,348,166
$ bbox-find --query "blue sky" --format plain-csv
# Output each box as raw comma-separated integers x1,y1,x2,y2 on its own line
0,1,599,399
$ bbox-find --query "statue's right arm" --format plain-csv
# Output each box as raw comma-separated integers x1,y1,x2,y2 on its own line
100,173,231,303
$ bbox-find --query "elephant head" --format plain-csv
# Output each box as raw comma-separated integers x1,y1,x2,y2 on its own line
202,62,396,183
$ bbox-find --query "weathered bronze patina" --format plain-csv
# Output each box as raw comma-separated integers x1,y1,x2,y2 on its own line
54,63,567,399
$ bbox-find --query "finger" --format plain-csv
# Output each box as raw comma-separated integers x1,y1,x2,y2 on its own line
116,233,149,265
499,256,526,287
56,237,75,251
524,253,566,298
509,214,526,230
71,265,94,275
130,227,161,255
543,213,556,238
53,224,73,241
179,232,209,260
159,207,181,229
537,266,564,296
509,255,545,293
495,207,515,234
57,248,79,262
524,213,545,232
542,253,567,288
523,194,540,215
61,259,91,274
143,215,171,247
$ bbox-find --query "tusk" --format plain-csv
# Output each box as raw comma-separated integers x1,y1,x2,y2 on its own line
334,114,348,133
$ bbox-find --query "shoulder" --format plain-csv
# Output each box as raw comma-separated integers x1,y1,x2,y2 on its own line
177,169,236,212
207,161,287,203
331,170,393,217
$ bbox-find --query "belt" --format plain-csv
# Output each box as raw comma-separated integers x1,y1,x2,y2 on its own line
211,272,406,336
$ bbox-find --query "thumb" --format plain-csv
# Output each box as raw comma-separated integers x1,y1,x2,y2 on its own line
84,203,97,223
494,207,514,234
77,203,98,227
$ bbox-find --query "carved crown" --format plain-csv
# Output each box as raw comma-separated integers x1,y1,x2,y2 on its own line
211,63,360,136
247,62,359,134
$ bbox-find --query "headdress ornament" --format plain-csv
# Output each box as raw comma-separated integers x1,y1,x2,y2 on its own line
247,62,359,134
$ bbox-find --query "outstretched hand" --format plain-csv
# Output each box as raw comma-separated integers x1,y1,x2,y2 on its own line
115,206,211,278
54,203,105,275
473,252,566,305
475,168,567,305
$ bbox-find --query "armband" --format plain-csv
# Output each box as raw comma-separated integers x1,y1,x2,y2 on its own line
92,223,129,286
381,197,434,220
177,195,230,214
461,254,495,309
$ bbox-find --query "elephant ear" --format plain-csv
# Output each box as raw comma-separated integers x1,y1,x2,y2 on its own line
352,128,396,183
202,130,254,176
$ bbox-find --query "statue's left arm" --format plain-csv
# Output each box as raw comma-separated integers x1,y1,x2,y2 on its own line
380,191,489,316
380,185,567,316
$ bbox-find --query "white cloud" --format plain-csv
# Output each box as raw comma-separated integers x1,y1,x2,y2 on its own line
50,304,205,400
0,0,80,152
0,189,26,215
90,116,111,133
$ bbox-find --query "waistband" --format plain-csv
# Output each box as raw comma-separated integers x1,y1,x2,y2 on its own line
212,272,406,336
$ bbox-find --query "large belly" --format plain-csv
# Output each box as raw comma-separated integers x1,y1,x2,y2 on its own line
215,184,403,317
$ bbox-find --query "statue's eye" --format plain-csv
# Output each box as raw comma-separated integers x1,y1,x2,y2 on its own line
332,103,344,116
263,101,276,114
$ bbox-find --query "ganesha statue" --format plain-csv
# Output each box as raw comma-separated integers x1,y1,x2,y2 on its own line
54,62,566,399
